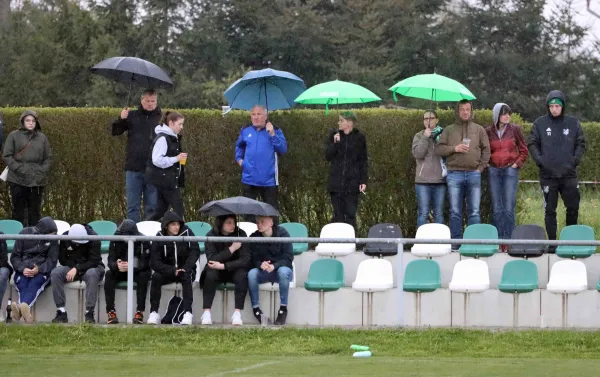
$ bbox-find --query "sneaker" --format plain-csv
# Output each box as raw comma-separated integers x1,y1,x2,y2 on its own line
107,310,119,324
147,311,161,325
85,309,95,324
133,311,144,324
231,311,243,326
11,301,21,322
274,309,287,325
253,307,263,324
180,311,193,325
20,303,33,323
201,311,212,325
52,310,68,323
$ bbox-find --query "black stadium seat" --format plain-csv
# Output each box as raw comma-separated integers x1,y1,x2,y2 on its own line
364,223,402,257
508,224,547,258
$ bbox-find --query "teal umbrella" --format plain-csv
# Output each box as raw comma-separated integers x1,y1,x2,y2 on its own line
295,80,381,114
388,73,476,102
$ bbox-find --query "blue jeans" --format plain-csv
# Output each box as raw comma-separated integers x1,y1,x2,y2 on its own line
126,171,158,222
415,184,446,228
488,166,519,239
447,170,481,239
248,266,293,307
0,267,10,305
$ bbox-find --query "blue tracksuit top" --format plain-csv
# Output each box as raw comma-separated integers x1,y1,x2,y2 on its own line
235,124,287,187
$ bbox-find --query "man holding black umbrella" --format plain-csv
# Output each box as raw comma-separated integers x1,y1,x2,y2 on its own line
112,89,162,222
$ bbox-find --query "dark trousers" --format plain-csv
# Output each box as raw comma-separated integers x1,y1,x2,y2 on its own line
202,268,248,310
242,184,279,223
103,269,151,312
541,177,580,241
10,183,44,227
330,192,359,230
150,187,184,221
149,271,194,313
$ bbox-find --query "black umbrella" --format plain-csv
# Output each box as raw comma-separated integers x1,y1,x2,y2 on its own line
198,196,280,217
90,56,173,105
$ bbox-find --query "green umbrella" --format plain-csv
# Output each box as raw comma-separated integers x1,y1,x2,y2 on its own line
388,73,476,102
295,80,381,114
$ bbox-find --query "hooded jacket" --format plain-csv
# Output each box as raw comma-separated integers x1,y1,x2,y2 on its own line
150,211,200,276
412,128,445,184
527,90,585,179
112,105,162,172
203,216,251,271
145,124,184,189
2,110,53,187
58,224,104,276
107,220,151,273
325,128,369,192
10,217,58,274
485,103,529,169
249,225,293,270
0,233,12,276
435,103,490,172
235,124,287,187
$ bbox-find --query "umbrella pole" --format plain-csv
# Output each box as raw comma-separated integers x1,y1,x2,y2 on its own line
264,80,269,113
126,82,133,108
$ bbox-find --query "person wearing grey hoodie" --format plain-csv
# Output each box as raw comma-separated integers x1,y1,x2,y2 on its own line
144,111,187,221
2,110,52,227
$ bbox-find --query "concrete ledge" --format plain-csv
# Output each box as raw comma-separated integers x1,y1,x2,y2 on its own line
403,289,451,328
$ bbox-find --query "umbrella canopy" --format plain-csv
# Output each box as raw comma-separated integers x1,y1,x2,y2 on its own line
388,73,476,102
91,56,173,89
198,196,280,217
224,68,306,112
294,80,381,113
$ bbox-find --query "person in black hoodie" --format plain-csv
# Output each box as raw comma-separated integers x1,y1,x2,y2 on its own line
200,214,250,326
112,89,162,223
248,215,293,325
103,219,151,324
9,216,58,323
51,224,105,323
0,233,11,318
148,211,200,325
325,111,369,231
528,90,585,248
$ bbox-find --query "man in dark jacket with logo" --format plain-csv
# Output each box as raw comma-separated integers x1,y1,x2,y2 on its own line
51,224,105,323
248,215,293,325
147,211,200,325
9,216,58,323
325,111,368,231
235,105,287,223
112,89,161,222
104,219,151,324
528,90,585,248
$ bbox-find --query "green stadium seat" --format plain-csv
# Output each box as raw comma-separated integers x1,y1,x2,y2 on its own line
280,222,309,255
556,225,596,258
89,220,118,254
186,221,212,254
0,219,23,253
217,282,236,323
116,281,138,289
304,259,344,326
403,259,441,293
498,260,538,293
459,224,499,257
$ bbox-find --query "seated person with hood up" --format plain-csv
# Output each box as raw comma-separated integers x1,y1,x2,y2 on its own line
148,211,200,325
9,216,58,323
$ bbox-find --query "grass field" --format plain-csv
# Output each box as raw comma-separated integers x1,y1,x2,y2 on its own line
3,325,600,376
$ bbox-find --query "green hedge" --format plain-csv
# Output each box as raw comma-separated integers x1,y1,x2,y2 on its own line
0,108,597,237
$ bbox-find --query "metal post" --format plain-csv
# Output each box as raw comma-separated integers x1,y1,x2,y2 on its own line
396,239,404,327
513,293,519,328
126,239,134,324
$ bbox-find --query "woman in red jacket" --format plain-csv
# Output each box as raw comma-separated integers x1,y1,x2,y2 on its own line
486,103,528,251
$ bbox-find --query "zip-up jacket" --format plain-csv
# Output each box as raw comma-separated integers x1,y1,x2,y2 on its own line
412,129,445,184
249,226,293,270
325,128,369,192
150,211,200,276
58,225,104,277
10,217,58,274
235,124,287,187
108,220,151,273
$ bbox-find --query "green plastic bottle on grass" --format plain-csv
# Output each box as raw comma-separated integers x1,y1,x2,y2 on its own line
350,345,370,351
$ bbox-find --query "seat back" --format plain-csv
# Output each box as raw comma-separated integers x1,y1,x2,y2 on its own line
459,224,499,257
54,220,71,236
136,221,162,236
186,221,212,254
547,260,588,294
449,259,490,293
237,222,257,237
363,223,401,257
411,223,451,257
304,258,345,292
353,259,394,289
556,225,596,258
498,260,538,293
280,222,309,255
88,220,118,254
315,223,356,257
508,224,547,258
0,220,23,252
403,259,441,292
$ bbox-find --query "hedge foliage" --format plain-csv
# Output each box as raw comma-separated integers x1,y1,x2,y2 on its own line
0,108,598,237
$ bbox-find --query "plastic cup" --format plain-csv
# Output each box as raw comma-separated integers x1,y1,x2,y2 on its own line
261,314,269,326
462,138,471,147
180,154,188,165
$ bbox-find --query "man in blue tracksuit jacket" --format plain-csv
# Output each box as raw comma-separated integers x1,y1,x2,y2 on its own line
235,105,288,222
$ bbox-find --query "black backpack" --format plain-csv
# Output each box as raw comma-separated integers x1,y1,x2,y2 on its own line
161,296,185,324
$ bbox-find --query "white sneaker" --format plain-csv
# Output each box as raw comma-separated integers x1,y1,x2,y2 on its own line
231,311,243,326
181,311,193,325
147,311,161,325
201,311,212,325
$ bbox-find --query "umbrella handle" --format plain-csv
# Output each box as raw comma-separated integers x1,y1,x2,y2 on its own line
393,91,398,102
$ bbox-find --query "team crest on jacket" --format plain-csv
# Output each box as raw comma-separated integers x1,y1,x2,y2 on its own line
563,129,569,136
546,127,551,136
